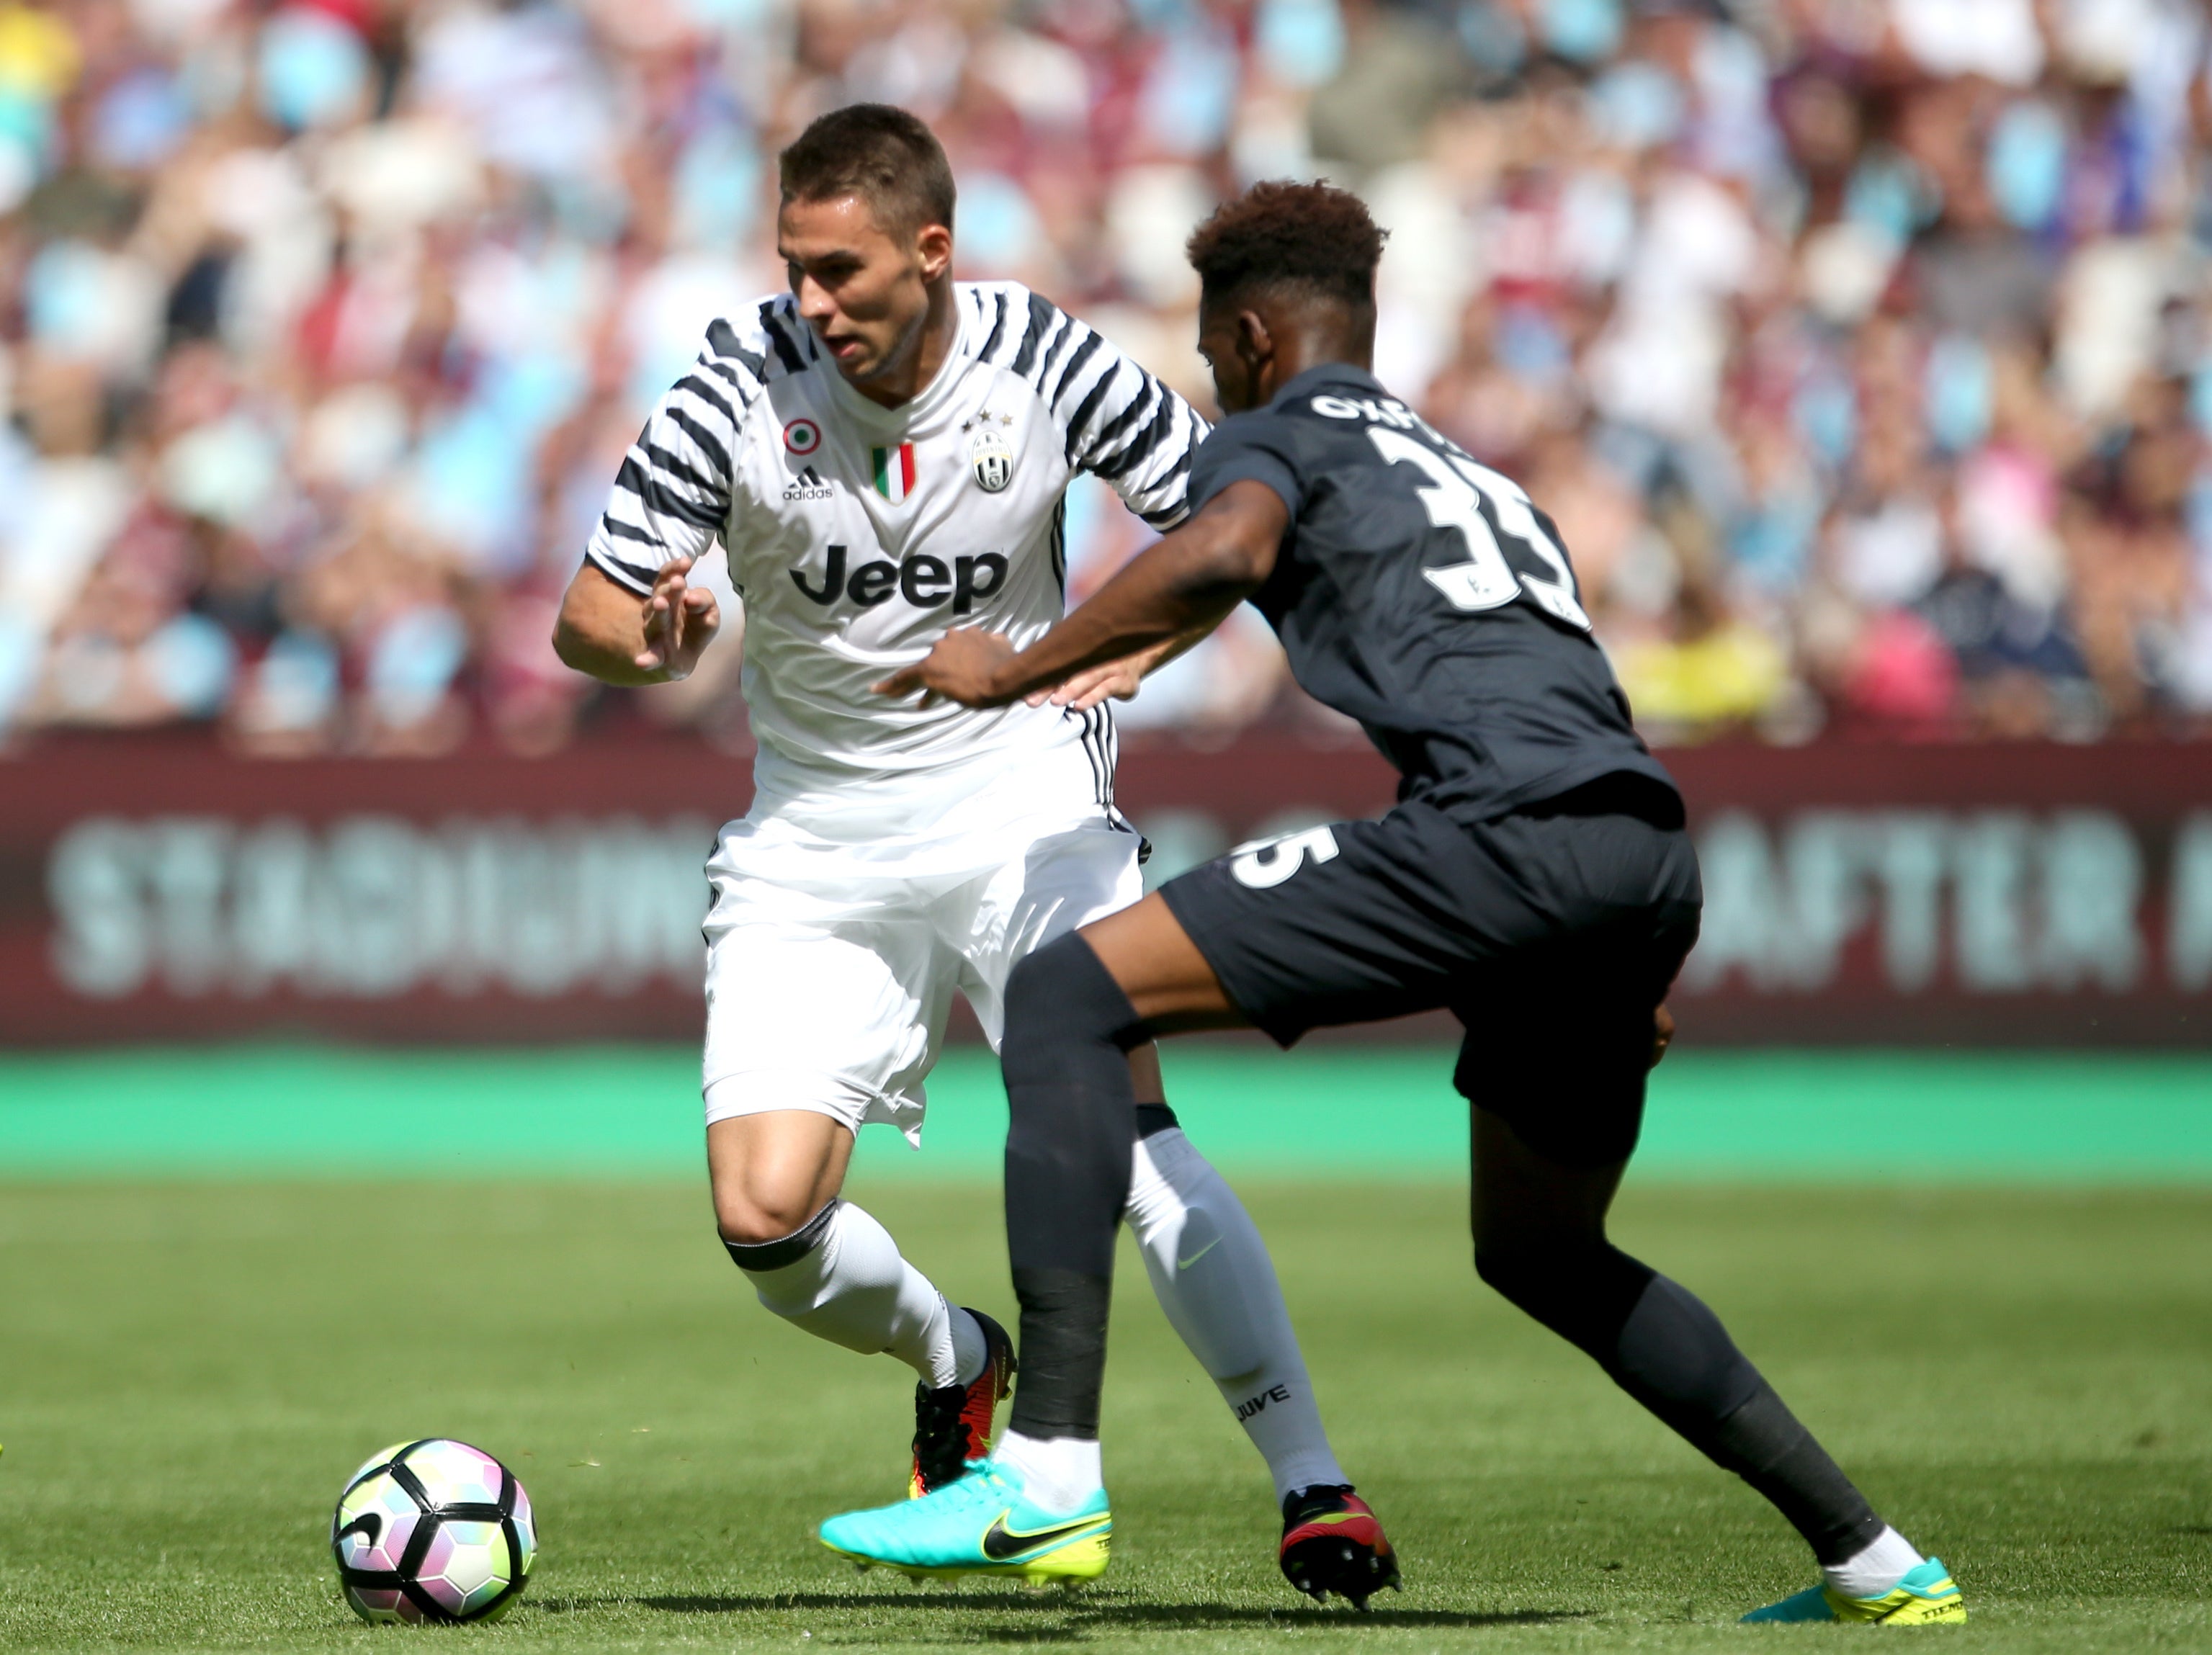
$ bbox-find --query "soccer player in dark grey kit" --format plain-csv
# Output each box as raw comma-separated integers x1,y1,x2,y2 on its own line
825,180,1966,1625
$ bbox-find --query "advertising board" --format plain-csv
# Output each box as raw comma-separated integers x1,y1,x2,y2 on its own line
4,736,2208,1044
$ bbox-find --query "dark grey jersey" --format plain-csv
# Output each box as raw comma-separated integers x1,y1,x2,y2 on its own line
1187,363,1677,822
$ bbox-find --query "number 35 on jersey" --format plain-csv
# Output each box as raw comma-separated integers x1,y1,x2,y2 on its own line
1365,427,1591,632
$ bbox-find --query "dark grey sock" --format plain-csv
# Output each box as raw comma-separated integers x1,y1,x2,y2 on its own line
998,933,1147,1441
1478,1242,1884,1564
1004,1269,1114,1439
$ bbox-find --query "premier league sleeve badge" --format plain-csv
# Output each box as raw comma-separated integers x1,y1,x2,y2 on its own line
966,416,1016,493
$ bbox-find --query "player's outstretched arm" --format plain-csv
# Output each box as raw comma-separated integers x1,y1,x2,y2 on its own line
877,480,1287,709
553,557,720,686
1026,624,1217,712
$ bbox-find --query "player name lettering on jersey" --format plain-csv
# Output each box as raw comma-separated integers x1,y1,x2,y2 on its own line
1307,393,1423,429
583,282,1207,784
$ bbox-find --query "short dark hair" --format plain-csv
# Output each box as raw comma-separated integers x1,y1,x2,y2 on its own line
779,104,956,239
1186,181,1386,310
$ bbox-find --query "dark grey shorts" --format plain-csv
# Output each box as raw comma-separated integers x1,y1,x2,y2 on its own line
1159,779,1702,1167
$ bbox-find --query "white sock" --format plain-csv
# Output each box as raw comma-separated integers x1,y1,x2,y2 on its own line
1823,1526,1925,1599
993,1429,1101,1515
737,1201,964,1388
1123,1126,1348,1504
948,1303,988,1388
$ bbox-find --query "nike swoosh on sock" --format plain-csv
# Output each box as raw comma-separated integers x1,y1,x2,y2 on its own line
1176,1237,1222,1270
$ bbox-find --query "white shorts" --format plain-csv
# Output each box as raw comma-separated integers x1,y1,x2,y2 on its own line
699,742,1142,1142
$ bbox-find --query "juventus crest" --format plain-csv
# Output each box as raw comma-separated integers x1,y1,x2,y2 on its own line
964,411,1015,493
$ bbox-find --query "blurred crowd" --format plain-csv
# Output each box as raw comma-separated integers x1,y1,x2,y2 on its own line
0,0,2208,755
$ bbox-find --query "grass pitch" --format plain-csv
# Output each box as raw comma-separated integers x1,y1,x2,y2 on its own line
1,1177,2206,1653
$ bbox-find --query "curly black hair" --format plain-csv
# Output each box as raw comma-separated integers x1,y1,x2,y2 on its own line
1185,181,1387,310
780,104,956,238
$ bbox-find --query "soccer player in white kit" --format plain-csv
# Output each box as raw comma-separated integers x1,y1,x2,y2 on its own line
552,105,1389,1596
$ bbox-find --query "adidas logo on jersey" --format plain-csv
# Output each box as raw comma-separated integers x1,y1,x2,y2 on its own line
783,466,834,502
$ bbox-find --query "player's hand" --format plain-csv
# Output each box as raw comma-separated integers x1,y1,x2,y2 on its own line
1027,658,1143,711
1649,1003,1675,1069
873,629,1020,708
636,556,720,680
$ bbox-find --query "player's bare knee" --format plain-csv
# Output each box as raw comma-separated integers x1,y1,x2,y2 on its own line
708,1156,782,1242
715,1187,825,1247
705,1109,852,1248
720,1192,842,1275
713,1166,837,1247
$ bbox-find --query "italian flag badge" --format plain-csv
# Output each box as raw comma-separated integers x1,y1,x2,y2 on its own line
870,442,917,503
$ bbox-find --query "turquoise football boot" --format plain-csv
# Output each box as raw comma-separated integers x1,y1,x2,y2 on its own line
819,1461,1111,1583
1742,1557,1966,1624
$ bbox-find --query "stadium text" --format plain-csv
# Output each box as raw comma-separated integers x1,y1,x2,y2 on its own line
47,815,713,1000
12,739,2208,1044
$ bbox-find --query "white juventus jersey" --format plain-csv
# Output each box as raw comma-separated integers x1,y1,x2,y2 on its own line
585,282,1207,812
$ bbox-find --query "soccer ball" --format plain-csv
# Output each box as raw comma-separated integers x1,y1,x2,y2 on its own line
330,1439,536,1623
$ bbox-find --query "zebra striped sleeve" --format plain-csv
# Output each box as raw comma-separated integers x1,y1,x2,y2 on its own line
1055,330,1209,532
583,335,754,593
